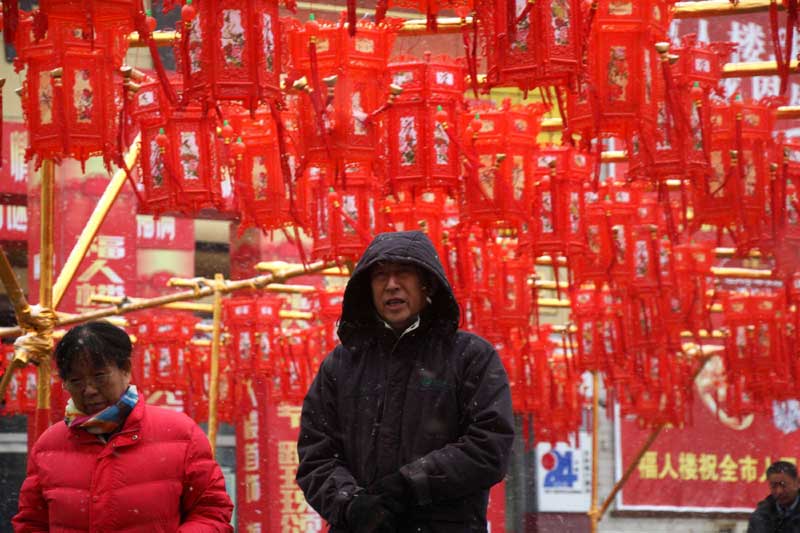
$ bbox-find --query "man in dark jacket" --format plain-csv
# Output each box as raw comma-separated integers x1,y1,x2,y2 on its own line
296,230,515,533
748,460,800,533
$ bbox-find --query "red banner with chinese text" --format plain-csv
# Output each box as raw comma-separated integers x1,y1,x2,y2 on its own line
27,176,138,315
617,357,800,512
0,122,30,197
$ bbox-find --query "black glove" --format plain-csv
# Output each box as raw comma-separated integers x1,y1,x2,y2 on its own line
368,472,413,516
346,493,398,533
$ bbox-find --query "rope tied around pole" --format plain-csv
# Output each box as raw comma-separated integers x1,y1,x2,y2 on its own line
13,306,57,366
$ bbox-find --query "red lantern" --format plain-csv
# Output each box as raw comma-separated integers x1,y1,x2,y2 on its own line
379,189,455,262
568,0,671,147
691,97,775,246
177,0,284,110
386,53,466,192
287,17,397,167
461,99,545,230
531,144,593,261
306,160,377,261
185,342,235,424
139,105,224,214
129,311,197,395
227,108,296,231
479,0,583,91
15,15,128,169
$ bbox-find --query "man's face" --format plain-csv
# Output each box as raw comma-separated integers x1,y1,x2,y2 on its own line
63,356,131,415
370,262,429,332
769,472,800,507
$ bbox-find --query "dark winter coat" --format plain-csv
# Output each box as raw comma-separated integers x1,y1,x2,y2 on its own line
296,230,515,533
13,398,233,532
748,494,800,533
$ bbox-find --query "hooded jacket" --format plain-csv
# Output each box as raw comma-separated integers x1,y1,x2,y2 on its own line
296,231,515,533
748,494,800,533
13,398,233,533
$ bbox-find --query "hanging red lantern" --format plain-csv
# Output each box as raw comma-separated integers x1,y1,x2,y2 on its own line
15,15,128,169
226,108,297,231
379,188,455,261
461,99,545,230
287,17,398,167
306,160,377,262
139,105,224,215
478,0,583,91
385,53,466,193
184,341,235,424
39,0,141,31
129,311,197,395
691,97,775,248
770,137,800,273
176,0,286,110
531,144,593,263
568,0,671,148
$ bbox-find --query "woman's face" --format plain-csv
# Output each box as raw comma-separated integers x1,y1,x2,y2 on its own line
63,355,131,414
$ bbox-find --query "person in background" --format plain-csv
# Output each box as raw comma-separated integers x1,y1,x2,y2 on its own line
748,460,800,533
296,230,515,533
13,320,233,532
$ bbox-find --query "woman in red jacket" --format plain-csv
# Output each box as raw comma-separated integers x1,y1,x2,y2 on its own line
13,321,234,532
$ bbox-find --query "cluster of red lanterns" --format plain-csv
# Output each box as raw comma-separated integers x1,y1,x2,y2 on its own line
10,0,800,446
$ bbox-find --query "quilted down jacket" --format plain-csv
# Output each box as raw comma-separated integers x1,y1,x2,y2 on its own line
296,230,515,532
13,398,233,532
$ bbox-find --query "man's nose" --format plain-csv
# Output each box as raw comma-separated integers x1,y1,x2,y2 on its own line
385,273,401,288
84,382,99,395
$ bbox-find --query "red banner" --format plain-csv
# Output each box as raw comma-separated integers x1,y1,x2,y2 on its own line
136,214,194,250
27,176,138,314
0,122,29,196
0,203,27,241
617,355,800,512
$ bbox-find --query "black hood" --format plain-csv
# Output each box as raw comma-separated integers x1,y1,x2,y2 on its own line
337,231,460,343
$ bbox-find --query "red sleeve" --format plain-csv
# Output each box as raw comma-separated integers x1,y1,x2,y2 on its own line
177,423,234,533
12,446,49,532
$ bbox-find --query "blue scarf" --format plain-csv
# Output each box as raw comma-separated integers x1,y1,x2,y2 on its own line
64,385,138,435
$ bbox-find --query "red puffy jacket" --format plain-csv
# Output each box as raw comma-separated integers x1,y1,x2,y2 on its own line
13,398,233,532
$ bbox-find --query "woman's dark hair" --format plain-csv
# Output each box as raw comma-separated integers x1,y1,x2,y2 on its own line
55,321,132,379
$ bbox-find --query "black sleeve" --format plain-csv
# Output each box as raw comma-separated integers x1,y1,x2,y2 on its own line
296,348,359,526
400,338,515,504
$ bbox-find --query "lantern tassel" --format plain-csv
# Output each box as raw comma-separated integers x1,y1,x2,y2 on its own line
307,40,332,157
113,152,146,207
268,100,300,226
347,0,356,37
134,13,178,106
375,0,389,22
180,19,193,106
461,16,480,98
2,0,19,46
769,0,790,94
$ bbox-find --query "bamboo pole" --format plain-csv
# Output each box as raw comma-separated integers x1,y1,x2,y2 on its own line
207,274,224,459
35,159,56,440
723,59,799,78
589,370,601,533
673,0,775,18
52,133,141,309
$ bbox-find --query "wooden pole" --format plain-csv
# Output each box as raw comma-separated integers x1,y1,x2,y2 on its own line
589,370,601,533
34,159,56,441
207,274,224,458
